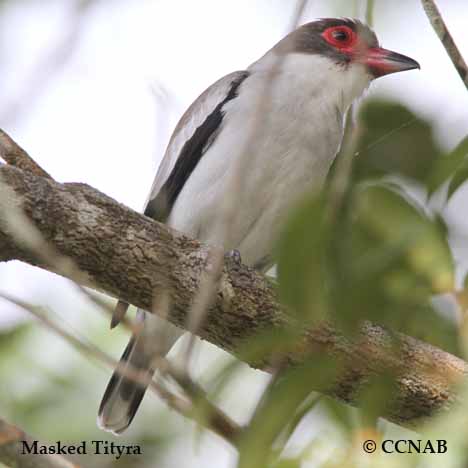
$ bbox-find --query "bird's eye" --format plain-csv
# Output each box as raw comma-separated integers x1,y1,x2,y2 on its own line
322,26,356,49
331,30,349,42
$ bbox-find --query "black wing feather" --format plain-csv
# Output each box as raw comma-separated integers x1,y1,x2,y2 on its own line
144,71,249,222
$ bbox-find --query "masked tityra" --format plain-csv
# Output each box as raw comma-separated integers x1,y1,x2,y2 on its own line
98,18,419,433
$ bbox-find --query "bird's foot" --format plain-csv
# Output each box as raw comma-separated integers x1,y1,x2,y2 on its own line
224,249,242,265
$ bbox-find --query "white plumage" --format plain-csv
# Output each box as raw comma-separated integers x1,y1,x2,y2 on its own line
98,18,419,434
169,53,370,264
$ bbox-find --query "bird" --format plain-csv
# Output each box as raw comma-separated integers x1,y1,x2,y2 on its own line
98,18,419,434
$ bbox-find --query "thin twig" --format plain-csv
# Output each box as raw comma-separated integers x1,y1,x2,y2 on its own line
0,124,134,333
0,292,242,445
421,0,468,90
0,126,119,326
218,0,310,245
162,361,242,442
0,134,139,335
366,0,375,26
181,0,310,369
326,107,361,224
326,0,376,220
0,418,80,468
0,172,121,327
1,163,467,426
0,128,52,179
0,129,238,440
325,1,368,217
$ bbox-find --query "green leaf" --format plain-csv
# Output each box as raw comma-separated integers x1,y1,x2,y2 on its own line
354,185,454,294
276,193,330,323
328,184,456,345
447,160,468,200
237,356,339,468
352,100,441,184
426,135,468,198
0,324,31,360
274,393,321,452
358,373,402,428
272,458,302,468
277,181,456,352
323,397,357,434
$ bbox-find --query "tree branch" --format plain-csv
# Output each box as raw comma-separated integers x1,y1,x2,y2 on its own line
0,292,242,445
0,163,467,427
0,418,80,468
421,0,468,90
0,129,52,179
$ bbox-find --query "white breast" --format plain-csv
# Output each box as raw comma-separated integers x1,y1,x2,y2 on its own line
168,53,371,267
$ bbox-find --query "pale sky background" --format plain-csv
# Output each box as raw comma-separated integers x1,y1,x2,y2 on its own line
0,1,467,467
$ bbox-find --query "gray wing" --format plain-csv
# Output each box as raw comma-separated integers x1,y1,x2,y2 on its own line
144,70,249,222
110,70,249,329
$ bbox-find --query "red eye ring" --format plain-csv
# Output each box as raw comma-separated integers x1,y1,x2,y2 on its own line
322,26,356,50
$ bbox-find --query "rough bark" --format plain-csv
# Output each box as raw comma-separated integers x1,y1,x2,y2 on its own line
0,163,467,427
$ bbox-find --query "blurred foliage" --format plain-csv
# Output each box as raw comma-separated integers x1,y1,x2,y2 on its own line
0,323,31,357
2,97,468,468
1,80,468,468
278,152,458,355
427,135,468,199
277,193,330,326
342,100,468,208
353,100,442,184
329,102,462,351
0,314,176,467
258,98,468,467
0,0,466,465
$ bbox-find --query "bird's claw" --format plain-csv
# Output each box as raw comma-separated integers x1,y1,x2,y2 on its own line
224,249,242,264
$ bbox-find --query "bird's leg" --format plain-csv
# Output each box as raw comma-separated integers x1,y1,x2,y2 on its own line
224,249,242,265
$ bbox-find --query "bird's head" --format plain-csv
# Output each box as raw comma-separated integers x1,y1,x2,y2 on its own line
286,18,420,79
250,18,420,114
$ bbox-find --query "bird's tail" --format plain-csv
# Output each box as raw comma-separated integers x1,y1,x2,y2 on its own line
98,311,182,434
